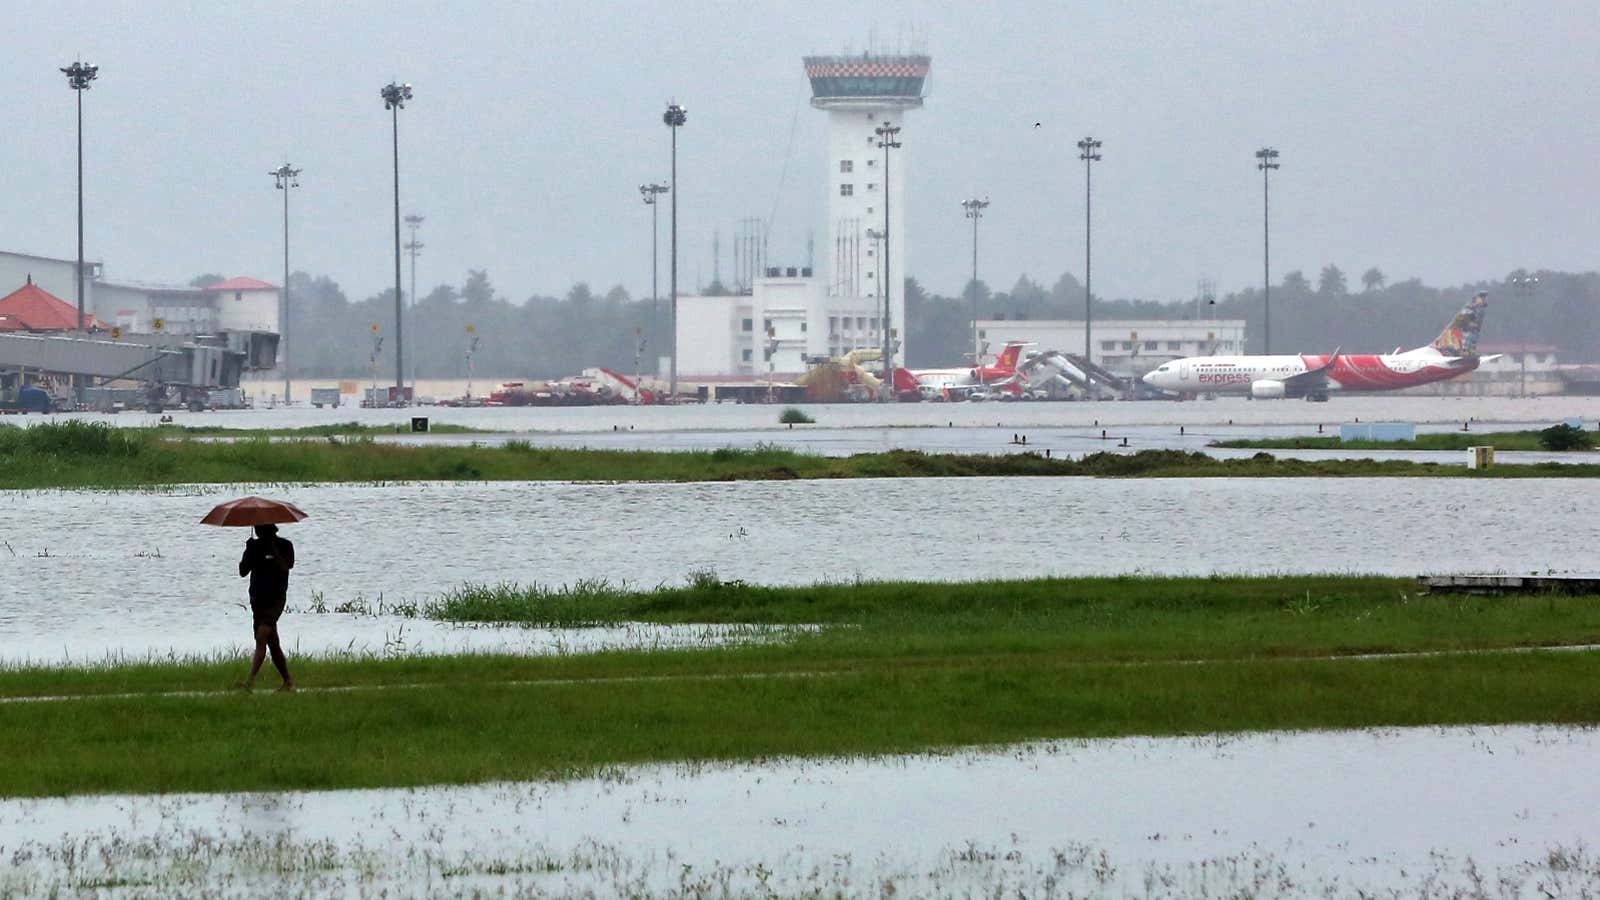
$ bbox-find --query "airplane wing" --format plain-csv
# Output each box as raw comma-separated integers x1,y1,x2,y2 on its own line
1278,349,1340,397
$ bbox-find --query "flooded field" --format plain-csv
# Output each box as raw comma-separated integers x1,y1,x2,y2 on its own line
2,725,1594,895
1,477,1593,663
358,419,1597,464
22,391,1600,433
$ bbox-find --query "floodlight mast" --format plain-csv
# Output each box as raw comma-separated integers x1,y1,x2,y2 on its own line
663,103,687,400
1077,137,1101,365
640,182,669,375
404,214,424,393
62,60,98,406
961,197,990,377
1256,147,1280,354
875,121,901,400
382,81,413,402
271,162,301,405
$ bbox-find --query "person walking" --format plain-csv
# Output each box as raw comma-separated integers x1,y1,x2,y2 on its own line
240,523,295,692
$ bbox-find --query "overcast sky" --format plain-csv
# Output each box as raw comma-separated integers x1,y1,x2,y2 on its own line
2,1,1595,305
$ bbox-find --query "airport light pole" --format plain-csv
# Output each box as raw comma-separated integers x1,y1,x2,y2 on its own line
382,80,413,403
1077,137,1101,366
865,225,885,365
1256,147,1280,354
270,163,301,405
962,197,990,377
876,121,902,400
663,103,687,400
62,59,98,406
404,214,423,394
1510,273,1539,398
640,182,669,374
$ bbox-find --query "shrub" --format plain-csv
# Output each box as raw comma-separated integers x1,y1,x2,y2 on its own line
779,407,815,425
1538,423,1595,451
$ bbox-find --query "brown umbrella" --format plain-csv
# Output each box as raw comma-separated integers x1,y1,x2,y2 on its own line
200,496,309,527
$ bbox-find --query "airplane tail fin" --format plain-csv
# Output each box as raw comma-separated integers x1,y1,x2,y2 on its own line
1430,291,1489,357
994,342,1025,373
891,367,922,393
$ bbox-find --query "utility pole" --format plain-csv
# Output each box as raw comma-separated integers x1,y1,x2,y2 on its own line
663,103,687,400
270,163,301,405
1077,137,1101,366
875,121,901,400
381,81,413,403
1256,147,1280,354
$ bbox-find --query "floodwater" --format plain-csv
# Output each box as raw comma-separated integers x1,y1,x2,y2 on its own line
19,391,1600,433
356,419,1597,465
2,725,1595,895
1,477,1593,663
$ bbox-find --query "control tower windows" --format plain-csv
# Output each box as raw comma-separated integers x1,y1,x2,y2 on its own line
839,160,853,173
840,184,854,197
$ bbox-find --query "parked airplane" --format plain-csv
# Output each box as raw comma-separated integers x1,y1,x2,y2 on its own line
1140,292,1496,401
910,341,1030,397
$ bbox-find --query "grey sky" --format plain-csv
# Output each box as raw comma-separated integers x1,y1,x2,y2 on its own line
3,1,1595,307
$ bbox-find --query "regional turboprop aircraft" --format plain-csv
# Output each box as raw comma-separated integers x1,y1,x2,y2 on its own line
1140,292,1496,401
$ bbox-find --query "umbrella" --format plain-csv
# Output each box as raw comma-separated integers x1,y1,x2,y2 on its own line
200,496,309,527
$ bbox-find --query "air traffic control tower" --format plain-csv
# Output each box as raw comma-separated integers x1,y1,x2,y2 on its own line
804,53,929,362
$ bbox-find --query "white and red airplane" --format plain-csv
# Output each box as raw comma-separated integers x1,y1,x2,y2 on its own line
1141,292,1496,401
909,341,1030,398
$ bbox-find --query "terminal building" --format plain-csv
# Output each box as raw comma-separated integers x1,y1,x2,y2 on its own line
974,318,1250,378
676,52,930,379
0,249,281,336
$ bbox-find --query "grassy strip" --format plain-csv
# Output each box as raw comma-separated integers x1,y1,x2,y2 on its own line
4,422,1600,488
1216,429,1592,452
3,653,1598,797
5,575,1600,796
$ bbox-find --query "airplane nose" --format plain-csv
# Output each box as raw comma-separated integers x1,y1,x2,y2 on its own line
1140,371,1155,385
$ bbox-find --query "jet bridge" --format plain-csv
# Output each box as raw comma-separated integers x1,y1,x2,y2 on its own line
1019,351,1130,399
0,330,278,406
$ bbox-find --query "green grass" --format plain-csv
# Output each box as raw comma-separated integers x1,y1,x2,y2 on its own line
4,422,1600,489
5,575,1600,797
1216,428,1594,452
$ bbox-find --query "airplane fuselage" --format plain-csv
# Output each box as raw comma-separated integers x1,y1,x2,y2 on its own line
1145,352,1479,397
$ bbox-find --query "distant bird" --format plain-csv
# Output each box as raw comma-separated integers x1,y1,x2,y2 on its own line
1034,122,1042,128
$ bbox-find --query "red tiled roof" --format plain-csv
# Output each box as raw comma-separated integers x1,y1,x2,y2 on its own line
202,276,276,292
0,280,101,331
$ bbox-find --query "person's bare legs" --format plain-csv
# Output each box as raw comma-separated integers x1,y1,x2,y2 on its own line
246,624,270,690
265,626,293,691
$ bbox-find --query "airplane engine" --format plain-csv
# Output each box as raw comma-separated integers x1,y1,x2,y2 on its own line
1250,380,1286,399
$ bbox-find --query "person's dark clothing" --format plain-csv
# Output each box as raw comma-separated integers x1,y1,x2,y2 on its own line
251,595,287,630
240,536,294,599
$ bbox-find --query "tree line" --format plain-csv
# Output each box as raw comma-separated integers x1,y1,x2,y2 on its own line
252,264,1599,378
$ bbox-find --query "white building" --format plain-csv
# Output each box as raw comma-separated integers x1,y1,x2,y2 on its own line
676,53,930,378
0,249,279,337
806,53,927,364
974,318,1250,376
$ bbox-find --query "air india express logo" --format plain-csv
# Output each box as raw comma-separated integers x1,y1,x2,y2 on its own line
1198,372,1252,385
